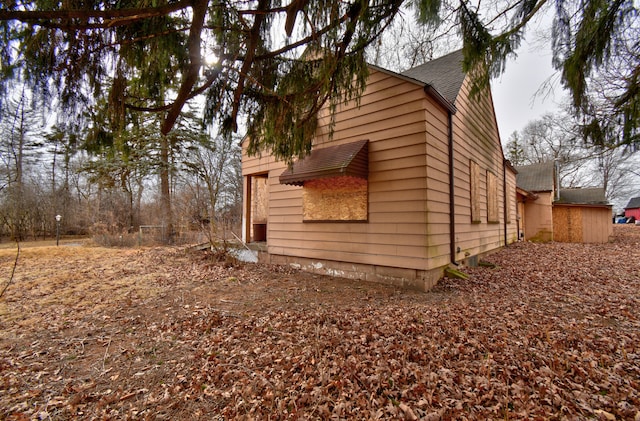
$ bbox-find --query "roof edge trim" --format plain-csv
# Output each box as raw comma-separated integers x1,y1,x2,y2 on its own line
368,64,457,114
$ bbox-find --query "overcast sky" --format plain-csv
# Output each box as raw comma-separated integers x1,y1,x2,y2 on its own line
491,12,566,145
492,44,564,144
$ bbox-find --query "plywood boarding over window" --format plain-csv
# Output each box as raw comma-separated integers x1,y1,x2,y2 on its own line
303,176,367,221
506,182,512,224
470,160,481,223
252,176,269,223
487,170,499,223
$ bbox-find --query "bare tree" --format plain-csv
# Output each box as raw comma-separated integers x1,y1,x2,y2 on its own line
178,132,242,242
586,147,640,210
511,112,590,187
0,90,46,239
509,111,639,208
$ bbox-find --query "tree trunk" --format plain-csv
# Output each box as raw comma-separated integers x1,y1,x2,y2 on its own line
160,134,172,242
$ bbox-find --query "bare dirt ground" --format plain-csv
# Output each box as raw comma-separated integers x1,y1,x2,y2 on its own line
1,226,639,420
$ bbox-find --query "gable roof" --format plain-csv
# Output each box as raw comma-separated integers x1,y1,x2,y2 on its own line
625,196,640,209
515,162,555,192
279,139,368,186
557,188,609,205
400,49,466,105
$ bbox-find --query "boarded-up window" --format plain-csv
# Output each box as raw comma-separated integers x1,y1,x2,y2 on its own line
470,160,481,223
506,188,512,224
487,171,499,223
303,176,367,221
252,176,269,223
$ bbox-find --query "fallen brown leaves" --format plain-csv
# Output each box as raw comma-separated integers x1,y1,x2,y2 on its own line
1,226,639,420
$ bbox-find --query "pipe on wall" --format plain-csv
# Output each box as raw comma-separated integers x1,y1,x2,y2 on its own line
448,111,457,264
422,84,458,265
502,160,508,247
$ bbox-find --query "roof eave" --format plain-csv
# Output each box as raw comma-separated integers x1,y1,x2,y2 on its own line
424,84,457,114
368,64,457,114
554,202,612,209
516,187,538,200
504,159,518,174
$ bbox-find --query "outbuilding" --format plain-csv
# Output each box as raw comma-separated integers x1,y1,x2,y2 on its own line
553,188,613,243
515,162,613,243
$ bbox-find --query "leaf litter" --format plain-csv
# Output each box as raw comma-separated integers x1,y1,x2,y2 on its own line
0,226,639,420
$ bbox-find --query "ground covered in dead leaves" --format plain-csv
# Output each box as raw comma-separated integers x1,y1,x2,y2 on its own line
1,226,639,420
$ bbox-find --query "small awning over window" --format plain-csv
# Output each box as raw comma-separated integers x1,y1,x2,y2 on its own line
279,140,368,186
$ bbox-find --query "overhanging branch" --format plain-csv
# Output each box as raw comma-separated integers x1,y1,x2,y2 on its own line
160,0,209,135
0,1,191,23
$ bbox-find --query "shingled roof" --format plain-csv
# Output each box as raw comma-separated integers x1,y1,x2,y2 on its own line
557,188,609,205
625,196,640,209
514,162,555,192
400,49,466,105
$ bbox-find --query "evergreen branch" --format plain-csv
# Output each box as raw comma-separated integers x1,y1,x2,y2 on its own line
238,6,289,15
485,0,533,27
0,1,191,23
254,15,349,60
125,102,173,113
125,68,221,113
23,16,154,30
494,0,549,41
229,0,270,132
161,0,209,135
104,26,191,48
614,63,639,108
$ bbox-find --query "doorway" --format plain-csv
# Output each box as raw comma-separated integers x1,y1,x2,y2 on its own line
245,174,269,243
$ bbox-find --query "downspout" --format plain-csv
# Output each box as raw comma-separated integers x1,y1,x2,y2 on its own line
448,111,457,264
502,160,508,247
423,84,457,265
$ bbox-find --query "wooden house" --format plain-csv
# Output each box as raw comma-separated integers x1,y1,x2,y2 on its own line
242,50,518,291
514,162,556,242
624,197,640,220
515,162,613,243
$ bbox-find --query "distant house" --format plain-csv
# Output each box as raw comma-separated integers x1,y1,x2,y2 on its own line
515,162,612,243
515,162,556,242
624,197,640,220
242,50,518,291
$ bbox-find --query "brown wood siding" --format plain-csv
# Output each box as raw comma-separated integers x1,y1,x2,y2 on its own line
243,69,450,271
582,207,613,243
523,191,554,241
242,68,510,273
423,93,453,269
451,77,508,259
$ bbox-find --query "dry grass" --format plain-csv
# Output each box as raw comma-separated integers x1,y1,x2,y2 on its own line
0,245,164,328
0,227,639,420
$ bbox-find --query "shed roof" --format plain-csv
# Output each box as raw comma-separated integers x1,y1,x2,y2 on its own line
557,188,609,205
515,162,555,192
625,196,640,209
400,49,466,105
279,139,368,186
